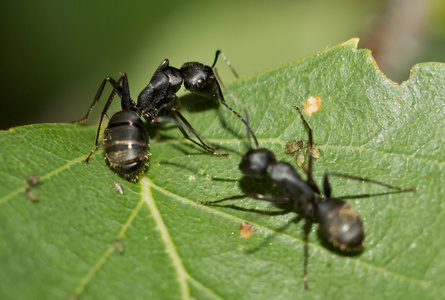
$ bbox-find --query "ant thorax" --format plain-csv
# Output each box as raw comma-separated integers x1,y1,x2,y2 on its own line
268,161,314,215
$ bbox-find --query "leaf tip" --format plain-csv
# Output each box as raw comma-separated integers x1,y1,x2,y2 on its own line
341,38,360,49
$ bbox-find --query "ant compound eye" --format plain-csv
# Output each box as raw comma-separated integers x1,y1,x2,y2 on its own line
196,78,206,88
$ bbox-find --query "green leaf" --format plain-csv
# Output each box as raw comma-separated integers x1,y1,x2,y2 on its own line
1,38,444,299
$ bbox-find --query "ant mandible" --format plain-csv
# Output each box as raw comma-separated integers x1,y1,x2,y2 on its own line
198,105,416,289
75,51,257,181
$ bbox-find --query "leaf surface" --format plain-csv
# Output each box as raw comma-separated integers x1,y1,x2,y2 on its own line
1,39,444,299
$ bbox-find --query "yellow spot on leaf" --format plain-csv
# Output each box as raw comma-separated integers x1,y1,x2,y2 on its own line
303,96,322,116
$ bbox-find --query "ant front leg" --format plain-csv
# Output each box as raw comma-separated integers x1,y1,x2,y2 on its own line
213,68,259,148
294,105,320,194
181,53,259,149
168,107,229,157
212,50,258,147
154,103,228,157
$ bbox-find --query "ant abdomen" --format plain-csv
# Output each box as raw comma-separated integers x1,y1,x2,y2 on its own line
315,198,364,253
103,110,150,181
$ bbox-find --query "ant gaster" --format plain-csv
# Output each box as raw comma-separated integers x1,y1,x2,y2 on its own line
198,105,416,289
75,51,255,181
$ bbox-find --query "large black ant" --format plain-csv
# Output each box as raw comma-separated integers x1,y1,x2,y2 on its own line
198,105,416,289
75,51,256,181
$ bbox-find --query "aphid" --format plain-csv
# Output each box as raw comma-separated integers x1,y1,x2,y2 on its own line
26,174,40,186
311,145,320,159
295,149,305,167
113,239,125,255
113,183,124,195
284,140,304,154
240,221,254,239
284,140,320,167
198,105,416,289
75,51,254,181
25,188,39,203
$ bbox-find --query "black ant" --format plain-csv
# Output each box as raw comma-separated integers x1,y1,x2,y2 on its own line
198,105,416,290
75,51,256,181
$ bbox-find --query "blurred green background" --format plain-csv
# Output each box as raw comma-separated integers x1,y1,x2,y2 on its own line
1,0,445,129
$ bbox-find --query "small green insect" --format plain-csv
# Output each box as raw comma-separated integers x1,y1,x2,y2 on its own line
284,140,320,166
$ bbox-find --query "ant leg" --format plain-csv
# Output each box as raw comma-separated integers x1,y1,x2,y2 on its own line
294,106,320,194
212,51,257,146
119,72,133,111
323,172,333,199
294,106,313,170
214,68,259,148
73,76,124,124
197,194,249,204
84,73,129,163
156,108,229,157
198,193,289,206
325,172,417,192
200,191,310,288
171,109,228,157
303,218,312,290
212,50,239,78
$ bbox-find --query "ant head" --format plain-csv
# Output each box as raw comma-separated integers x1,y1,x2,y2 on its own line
239,149,276,178
181,62,221,101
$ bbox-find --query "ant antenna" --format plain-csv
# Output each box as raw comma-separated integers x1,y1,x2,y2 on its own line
214,68,259,149
212,50,239,78
294,105,319,192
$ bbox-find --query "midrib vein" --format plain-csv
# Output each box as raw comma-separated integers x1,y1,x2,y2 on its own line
140,176,191,300
149,182,444,296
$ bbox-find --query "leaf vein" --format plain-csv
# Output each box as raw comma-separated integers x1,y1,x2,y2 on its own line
149,181,445,296
0,155,86,206
71,198,145,296
141,177,191,300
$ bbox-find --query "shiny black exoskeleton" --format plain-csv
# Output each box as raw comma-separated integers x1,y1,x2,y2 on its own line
199,105,416,289
75,51,251,181
102,110,150,179
238,148,366,252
